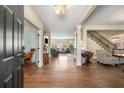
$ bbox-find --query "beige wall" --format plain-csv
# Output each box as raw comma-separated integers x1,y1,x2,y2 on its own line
114,34,124,43
97,30,124,42
24,5,43,30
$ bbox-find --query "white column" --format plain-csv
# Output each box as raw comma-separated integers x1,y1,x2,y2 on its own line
49,32,51,57
73,31,77,59
76,25,82,66
38,30,43,68
81,28,88,64
82,29,87,50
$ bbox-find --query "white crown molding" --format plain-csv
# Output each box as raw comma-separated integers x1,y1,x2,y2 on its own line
84,25,124,31
78,5,97,25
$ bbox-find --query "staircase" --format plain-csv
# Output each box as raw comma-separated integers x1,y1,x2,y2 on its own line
88,31,113,52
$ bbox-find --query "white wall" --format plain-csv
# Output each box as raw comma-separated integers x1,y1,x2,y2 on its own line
24,6,43,30
87,36,104,59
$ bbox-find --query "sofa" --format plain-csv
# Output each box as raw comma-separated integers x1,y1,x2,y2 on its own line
96,50,124,65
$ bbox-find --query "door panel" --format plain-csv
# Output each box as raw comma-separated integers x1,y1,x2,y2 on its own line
14,15,18,55
0,6,4,61
4,7,14,58
18,21,22,53
0,6,24,88
3,74,13,88
13,71,18,88
0,6,4,88
17,66,22,88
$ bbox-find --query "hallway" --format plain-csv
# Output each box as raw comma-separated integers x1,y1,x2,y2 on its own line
24,54,124,88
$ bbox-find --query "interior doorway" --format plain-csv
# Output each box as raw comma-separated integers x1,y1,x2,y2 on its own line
24,20,39,66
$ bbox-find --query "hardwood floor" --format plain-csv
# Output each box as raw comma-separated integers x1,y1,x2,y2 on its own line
24,53,124,88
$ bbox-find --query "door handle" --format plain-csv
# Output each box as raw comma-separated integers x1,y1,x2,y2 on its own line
17,53,22,57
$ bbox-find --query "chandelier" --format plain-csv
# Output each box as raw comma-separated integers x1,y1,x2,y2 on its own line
54,5,67,15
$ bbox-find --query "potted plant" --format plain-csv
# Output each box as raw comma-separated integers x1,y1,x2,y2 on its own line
50,48,59,57
69,44,74,53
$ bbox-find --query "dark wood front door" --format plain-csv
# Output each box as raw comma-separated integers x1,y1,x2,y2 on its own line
0,5,24,88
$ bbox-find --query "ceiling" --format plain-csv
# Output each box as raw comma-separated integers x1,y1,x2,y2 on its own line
85,5,124,25
33,5,88,39
33,5,124,39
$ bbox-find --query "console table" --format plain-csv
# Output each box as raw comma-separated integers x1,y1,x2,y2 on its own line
43,53,49,64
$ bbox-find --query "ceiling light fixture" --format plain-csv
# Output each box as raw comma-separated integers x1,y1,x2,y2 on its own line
54,5,67,15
